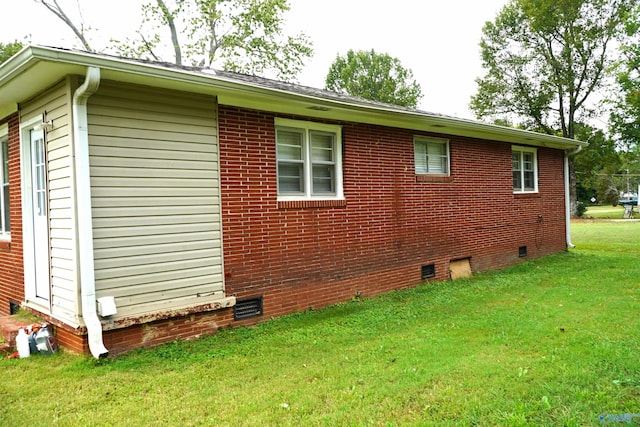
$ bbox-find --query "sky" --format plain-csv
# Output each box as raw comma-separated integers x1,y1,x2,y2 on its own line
0,0,508,119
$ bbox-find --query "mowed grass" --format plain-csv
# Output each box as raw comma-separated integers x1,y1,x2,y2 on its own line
2,221,640,426
584,204,629,219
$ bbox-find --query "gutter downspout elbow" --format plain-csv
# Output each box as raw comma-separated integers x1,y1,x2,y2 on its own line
73,67,108,358
565,144,583,249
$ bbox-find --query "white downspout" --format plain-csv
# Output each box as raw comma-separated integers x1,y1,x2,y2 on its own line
565,145,583,249
73,67,108,358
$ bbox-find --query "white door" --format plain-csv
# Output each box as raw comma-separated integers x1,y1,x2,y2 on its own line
29,128,50,302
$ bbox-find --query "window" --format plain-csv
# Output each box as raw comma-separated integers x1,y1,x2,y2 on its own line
275,118,343,200
512,146,538,193
414,136,449,175
0,126,9,237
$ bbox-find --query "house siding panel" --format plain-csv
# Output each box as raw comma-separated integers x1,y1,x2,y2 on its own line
20,80,77,322
219,106,567,322
87,81,225,319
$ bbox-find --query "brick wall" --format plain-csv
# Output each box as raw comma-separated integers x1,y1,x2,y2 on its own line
1,105,568,356
0,113,24,316
218,106,567,321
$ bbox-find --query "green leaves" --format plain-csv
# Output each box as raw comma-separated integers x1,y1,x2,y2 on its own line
324,49,423,109
113,0,313,81
611,24,640,151
471,0,635,139
0,40,23,64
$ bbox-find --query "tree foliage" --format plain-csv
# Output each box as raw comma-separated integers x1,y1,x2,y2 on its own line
573,123,622,205
611,7,640,151
0,40,24,64
471,0,636,216
112,0,313,80
470,0,635,139
325,49,423,108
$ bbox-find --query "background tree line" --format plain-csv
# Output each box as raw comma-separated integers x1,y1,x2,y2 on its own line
471,0,640,213
4,0,640,213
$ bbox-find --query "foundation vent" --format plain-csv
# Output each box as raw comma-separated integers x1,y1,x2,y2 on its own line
421,264,436,280
9,301,20,315
234,297,263,320
519,246,528,257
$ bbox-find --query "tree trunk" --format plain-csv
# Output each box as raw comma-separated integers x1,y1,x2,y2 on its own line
569,157,578,217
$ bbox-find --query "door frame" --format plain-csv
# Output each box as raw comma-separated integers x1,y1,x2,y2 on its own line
20,115,51,310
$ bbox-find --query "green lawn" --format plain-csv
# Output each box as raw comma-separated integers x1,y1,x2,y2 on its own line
3,221,640,426
584,204,631,219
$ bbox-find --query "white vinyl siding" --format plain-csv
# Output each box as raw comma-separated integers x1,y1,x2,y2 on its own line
0,126,8,237
275,118,343,200
512,146,538,193
20,80,76,321
414,136,449,175
88,81,225,318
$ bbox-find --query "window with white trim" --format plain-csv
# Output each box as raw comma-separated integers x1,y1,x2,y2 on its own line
512,146,538,193
414,136,450,175
0,126,9,237
275,118,343,200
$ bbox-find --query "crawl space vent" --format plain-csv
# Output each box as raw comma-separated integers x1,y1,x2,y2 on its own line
421,264,436,280
9,301,20,315
234,297,263,320
519,246,528,257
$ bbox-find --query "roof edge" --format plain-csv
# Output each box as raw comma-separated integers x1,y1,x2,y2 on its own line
0,46,584,150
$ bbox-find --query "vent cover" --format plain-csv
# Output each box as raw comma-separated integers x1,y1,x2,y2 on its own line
234,297,263,320
519,246,528,257
421,264,436,280
450,258,472,280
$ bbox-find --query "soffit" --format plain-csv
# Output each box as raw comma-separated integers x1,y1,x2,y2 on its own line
0,46,583,150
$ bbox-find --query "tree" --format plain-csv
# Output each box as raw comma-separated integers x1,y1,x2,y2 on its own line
573,123,622,206
36,0,92,51
470,0,636,215
611,8,640,152
325,49,423,108
112,0,313,80
0,41,24,64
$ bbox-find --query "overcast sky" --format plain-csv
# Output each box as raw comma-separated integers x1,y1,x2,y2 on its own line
1,0,508,119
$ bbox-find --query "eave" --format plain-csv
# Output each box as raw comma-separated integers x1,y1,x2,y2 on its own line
0,46,584,150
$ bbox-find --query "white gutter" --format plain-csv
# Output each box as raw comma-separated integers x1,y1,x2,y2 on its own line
73,67,108,358
0,46,584,151
565,145,583,249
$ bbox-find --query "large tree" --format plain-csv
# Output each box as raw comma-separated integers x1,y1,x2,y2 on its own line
471,0,636,215
325,49,423,108
611,8,640,151
37,0,312,80
112,0,313,80
471,0,634,138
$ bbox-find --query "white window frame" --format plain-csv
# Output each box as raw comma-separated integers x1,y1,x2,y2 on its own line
0,125,9,238
414,136,450,175
512,146,538,193
275,118,343,201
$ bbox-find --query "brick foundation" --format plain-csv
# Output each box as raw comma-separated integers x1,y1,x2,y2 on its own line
42,307,235,357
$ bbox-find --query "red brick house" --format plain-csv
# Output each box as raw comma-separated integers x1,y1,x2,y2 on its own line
0,46,583,357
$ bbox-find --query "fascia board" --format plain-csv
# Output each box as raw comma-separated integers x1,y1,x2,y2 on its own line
0,46,584,150
216,91,584,149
